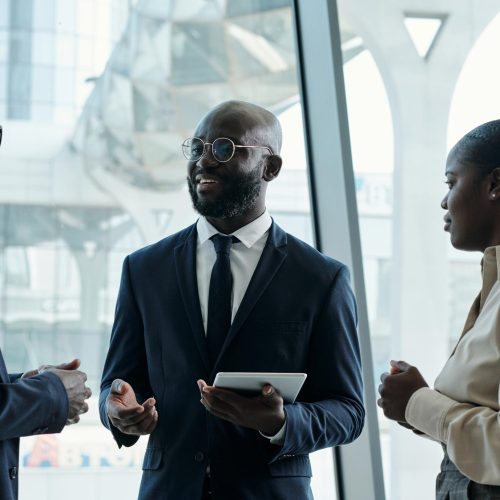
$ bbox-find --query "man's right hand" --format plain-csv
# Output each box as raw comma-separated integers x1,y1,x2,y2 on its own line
106,379,158,436
42,359,92,425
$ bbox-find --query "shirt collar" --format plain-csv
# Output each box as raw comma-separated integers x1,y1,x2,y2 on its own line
482,245,500,282
480,245,500,309
197,210,272,249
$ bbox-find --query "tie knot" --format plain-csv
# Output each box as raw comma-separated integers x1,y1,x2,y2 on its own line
210,234,239,255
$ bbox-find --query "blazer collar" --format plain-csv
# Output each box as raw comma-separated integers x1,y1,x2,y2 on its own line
174,224,210,373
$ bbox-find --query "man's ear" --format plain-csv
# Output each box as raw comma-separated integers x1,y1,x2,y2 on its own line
262,155,282,182
490,167,500,201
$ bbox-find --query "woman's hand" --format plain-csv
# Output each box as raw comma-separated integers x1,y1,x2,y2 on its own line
377,360,428,422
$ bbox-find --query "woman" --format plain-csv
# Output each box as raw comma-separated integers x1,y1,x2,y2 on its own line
378,119,500,499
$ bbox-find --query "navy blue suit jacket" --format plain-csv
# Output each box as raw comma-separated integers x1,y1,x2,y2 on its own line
99,222,364,500
0,351,68,500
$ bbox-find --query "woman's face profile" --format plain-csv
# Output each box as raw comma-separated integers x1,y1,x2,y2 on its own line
441,154,496,252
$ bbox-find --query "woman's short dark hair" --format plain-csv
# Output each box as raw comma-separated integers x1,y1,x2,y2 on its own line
451,119,500,176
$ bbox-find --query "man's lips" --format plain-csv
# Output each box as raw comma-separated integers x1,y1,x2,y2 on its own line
194,174,223,192
194,173,222,185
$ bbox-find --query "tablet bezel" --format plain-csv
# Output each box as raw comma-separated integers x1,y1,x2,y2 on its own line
213,372,307,403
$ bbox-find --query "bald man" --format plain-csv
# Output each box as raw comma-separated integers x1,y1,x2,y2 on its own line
99,101,364,500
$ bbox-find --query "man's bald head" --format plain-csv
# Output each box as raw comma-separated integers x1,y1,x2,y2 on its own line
195,100,282,155
187,100,283,230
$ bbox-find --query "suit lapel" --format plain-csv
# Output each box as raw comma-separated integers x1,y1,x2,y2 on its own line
174,225,210,373
211,222,288,374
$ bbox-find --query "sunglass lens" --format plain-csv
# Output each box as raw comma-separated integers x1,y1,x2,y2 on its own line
182,138,204,161
212,138,234,162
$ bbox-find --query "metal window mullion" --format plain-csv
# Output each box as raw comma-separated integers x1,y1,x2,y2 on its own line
291,1,385,499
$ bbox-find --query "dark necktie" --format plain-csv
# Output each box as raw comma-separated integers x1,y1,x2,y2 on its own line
207,234,238,366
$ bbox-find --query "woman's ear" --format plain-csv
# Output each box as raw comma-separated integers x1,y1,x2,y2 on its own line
490,167,500,201
263,155,283,182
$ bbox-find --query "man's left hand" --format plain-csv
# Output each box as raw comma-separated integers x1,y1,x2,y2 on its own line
197,380,285,435
377,360,428,422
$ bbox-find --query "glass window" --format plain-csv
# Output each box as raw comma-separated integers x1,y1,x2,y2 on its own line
32,0,56,31
0,29,8,63
9,31,32,64
1,3,342,499
32,65,54,102
77,0,96,36
56,0,77,33
54,69,75,104
0,0,9,29
9,0,34,31
55,34,76,67
32,31,55,65
76,36,93,69
0,63,6,100
31,102,53,121
338,3,499,499
172,23,228,85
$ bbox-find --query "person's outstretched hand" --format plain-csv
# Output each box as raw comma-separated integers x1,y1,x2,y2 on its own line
198,380,285,436
106,379,158,435
377,360,428,422
41,359,92,425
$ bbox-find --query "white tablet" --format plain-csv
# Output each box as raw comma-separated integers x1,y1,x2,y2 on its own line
213,372,307,403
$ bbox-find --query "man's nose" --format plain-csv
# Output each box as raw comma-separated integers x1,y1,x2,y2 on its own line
197,145,218,168
196,154,219,168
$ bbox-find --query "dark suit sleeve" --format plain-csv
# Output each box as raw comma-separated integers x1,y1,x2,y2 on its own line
99,255,152,448
8,373,22,383
269,265,365,461
0,371,68,440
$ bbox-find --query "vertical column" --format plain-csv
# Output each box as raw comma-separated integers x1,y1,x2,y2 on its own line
7,0,33,119
292,0,384,499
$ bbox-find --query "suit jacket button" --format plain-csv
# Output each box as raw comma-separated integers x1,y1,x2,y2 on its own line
194,451,205,463
9,467,17,480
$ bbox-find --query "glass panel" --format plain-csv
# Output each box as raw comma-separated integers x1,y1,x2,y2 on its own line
0,1,337,499
339,2,497,499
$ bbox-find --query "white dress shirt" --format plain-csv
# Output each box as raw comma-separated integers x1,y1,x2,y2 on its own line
195,210,286,444
196,210,272,332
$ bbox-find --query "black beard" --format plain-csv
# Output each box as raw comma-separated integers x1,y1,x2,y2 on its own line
187,167,262,218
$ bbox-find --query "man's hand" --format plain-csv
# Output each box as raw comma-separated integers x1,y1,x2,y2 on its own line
22,358,81,379
377,360,428,422
198,380,285,435
41,359,92,425
106,379,158,436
